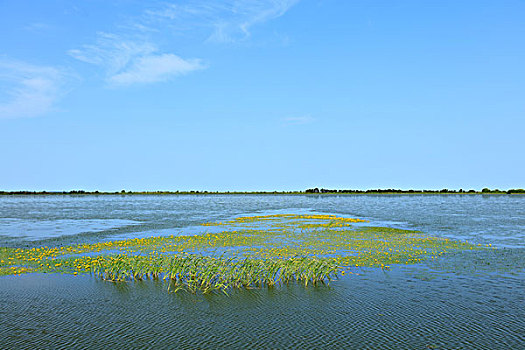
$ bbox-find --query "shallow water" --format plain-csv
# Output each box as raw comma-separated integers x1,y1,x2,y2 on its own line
0,194,524,349
1,194,523,248
1,269,523,349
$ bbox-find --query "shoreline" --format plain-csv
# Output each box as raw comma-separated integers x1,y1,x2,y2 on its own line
1,191,523,196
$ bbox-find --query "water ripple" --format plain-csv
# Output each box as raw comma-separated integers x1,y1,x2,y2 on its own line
1,269,523,349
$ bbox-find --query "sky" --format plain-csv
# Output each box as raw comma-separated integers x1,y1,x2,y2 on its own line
1,0,524,191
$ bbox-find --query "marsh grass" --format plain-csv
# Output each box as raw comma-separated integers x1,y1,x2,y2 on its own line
83,254,339,294
0,214,489,292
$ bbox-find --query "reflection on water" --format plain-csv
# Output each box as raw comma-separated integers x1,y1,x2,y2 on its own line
0,218,140,241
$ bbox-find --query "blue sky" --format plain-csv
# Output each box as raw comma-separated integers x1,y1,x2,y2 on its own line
1,0,524,191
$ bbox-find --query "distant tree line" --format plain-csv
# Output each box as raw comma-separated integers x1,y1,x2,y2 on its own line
0,190,304,195
0,188,523,195
305,188,525,194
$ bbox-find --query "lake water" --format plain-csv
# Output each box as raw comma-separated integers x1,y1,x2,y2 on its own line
1,194,524,349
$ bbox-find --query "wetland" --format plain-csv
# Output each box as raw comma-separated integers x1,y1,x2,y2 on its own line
0,194,523,349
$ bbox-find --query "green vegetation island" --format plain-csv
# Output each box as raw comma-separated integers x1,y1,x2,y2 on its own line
0,188,523,195
0,214,489,293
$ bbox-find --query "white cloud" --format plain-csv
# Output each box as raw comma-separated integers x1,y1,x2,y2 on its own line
69,33,204,86
110,54,205,85
0,59,68,119
69,33,156,72
68,1,299,86
233,0,300,38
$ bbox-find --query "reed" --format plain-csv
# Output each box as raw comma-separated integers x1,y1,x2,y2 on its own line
87,254,339,294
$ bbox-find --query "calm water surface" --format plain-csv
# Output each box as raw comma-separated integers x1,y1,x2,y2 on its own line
0,194,524,349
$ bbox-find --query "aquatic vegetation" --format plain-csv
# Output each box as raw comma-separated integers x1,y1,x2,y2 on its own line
0,214,489,292
80,254,339,294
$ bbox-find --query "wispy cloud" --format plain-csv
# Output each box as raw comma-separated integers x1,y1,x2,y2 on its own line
283,115,316,125
69,33,205,86
68,1,298,86
110,53,205,85
69,33,156,70
145,0,300,43
0,58,69,119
